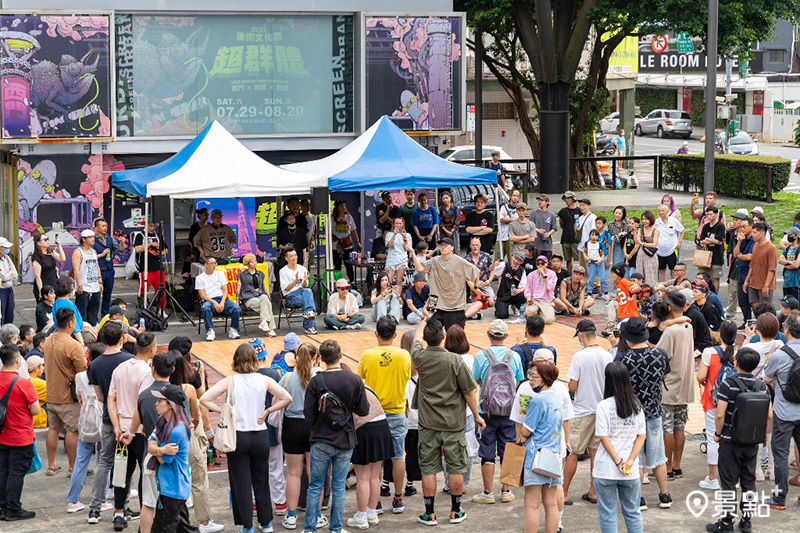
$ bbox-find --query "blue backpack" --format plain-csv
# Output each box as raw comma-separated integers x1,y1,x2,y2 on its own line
712,346,736,406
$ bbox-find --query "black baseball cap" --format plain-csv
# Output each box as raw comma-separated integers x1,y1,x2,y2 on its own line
579,198,592,205
780,295,799,310
574,319,596,337
610,263,626,279
438,237,455,247
168,336,193,356
151,384,187,405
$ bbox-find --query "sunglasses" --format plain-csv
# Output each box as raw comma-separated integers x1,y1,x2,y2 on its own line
338,287,349,291
529,373,541,380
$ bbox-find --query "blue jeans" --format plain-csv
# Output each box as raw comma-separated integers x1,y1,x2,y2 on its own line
587,262,608,294
624,266,637,279
594,478,642,533
75,290,101,326
304,443,352,533
286,289,316,329
323,314,366,329
371,296,402,323
201,296,241,331
100,268,115,317
67,439,104,504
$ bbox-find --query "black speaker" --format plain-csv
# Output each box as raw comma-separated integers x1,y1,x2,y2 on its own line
151,196,170,222
311,187,329,213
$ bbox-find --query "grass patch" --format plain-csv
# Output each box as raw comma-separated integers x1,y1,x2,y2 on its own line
595,191,800,245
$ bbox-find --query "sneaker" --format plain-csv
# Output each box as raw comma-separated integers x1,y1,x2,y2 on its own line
582,309,591,316
68,502,86,513
602,293,612,301
392,497,405,514
302,310,316,319
345,325,357,330
699,476,721,490
404,484,418,496
739,518,752,533
642,473,650,485
471,492,495,504
316,516,328,528
266,329,277,337
100,501,114,512
113,515,128,531
261,522,274,533
258,321,270,331
764,497,786,510
128,490,138,499
658,492,673,509
672,468,683,478
199,520,225,533
706,520,734,532
123,508,139,521
346,515,369,529
206,329,216,341
442,485,450,493
755,466,765,482
3,509,35,521
304,327,318,335
450,509,467,524
380,483,391,497
281,515,297,530
366,513,379,525
274,502,288,516
229,328,240,339
501,491,515,503
88,509,101,523
417,513,438,526
666,470,675,481
375,502,384,515
640,497,647,511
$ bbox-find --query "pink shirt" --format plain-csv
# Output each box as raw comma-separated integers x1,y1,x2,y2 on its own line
108,358,154,433
524,268,557,302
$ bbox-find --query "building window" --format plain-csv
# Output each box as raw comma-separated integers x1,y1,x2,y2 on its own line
483,102,516,120
768,49,785,63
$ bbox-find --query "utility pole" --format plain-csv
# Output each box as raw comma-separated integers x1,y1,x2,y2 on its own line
474,26,483,168
704,0,719,197
724,59,732,154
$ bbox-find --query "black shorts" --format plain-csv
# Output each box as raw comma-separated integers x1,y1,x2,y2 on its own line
658,252,677,271
281,416,311,455
432,309,467,331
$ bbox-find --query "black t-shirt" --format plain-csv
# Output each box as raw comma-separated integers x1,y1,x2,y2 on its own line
88,351,134,425
686,305,712,351
616,347,670,419
35,301,52,332
133,232,164,272
465,210,496,254
716,374,767,441
700,221,726,266
32,253,59,289
277,224,308,255
304,369,370,450
554,268,569,294
557,206,581,244
620,229,638,268
277,210,309,234
522,258,537,277
700,299,722,331
497,262,525,299
138,380,172,437
376,203,400,233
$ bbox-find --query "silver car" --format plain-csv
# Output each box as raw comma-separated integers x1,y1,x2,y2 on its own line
716,131,759,156
635,109,692,139
598,112,643,133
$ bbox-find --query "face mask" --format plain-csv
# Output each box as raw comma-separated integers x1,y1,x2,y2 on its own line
579,341,585,348
532,384,544,393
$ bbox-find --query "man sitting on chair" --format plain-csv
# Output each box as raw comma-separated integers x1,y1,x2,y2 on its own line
236,253,277,337
279,248,318,335
195,256,241,341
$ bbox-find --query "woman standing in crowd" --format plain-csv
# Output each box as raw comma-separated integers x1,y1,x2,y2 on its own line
638,211,659,287
331,199,360,282
411,192,439,247
200,343,293,533
384,218,412,294
520,360,562,533
661,195,682,223
371,272,403,323
439,191,462,256
0,236,19,325
696,320,738,491
608,206,628,269
189,207,209,255
31,233,65,303
593,362,646,533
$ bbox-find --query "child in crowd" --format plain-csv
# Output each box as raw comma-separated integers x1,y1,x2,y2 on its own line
414,240,435,260
595,217,613,295
585,229,609,301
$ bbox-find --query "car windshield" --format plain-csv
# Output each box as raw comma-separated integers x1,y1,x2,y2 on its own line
730,133,752,145
667,111,691,119
439,149,455,159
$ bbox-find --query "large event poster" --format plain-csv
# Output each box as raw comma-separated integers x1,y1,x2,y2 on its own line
116,14,354,137
365,16,463,132
0,14,112,139
195,198,258,257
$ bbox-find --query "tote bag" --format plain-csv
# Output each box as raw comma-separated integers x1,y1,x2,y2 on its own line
112,443,128,488
215,377,237,453
498,442,525,487
693,248,713,270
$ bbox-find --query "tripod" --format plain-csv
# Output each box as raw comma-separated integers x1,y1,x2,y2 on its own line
306,222,332,311
146,221,196,326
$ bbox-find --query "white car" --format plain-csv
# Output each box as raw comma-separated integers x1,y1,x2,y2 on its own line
438,145,515,171
598,112,643,133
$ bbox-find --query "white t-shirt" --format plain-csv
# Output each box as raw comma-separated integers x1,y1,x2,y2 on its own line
586,241,602,262
593,397,646,480
567,346,613,418
511,380,573,456
745,339,784,379
460,352,475,416
406,377,419,430
577,212,597,252
654,216,685,257
498,203,519,242
280,264,309,296
75,370,96,401
195,270,227,299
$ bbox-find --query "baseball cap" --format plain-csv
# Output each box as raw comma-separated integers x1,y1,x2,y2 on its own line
248,338,269,360
151,384,187,405
108,305,126,318
572,265,586,274
26,355,44,373
780,295,799,310
168,336,193,356
579,198,592,206
211,209,223,216
284,332,301,351
536,255,548,264
0,237,11,248
751,206,764,215
335,278,351,288
536,194,550,203
692,280,710,293
551,254,563,261
488,319,509,338
413,272,427,282
513,251,526,261
574,319,596,337
516,202,528,211
679,288,694,303
80,229,94,238
532,348,555,364
438,237,455,247
732,208,749,220
610,263,625,279
620,317,648,343
561,191,577,199
630,272,644,280
788,227,800,236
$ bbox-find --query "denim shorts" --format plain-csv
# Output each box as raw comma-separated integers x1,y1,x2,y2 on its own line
523,467,563,487
639,417,667,469
385,413,409,460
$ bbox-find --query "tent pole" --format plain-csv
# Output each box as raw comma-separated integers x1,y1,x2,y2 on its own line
494,186,500,258
143,200,149,309
360,191,366,259
327,192,333,285
109,187,115,241
169,198,175,274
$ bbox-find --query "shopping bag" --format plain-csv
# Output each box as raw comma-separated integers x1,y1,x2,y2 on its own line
498,442,526,487
26,441,42,475
693,249,713,270
112,443,128,488
215,378,237,453
531,448,562,479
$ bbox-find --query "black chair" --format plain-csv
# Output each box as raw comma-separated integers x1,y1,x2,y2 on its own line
238,298,262,335
277,293,306,331
196,296,229,336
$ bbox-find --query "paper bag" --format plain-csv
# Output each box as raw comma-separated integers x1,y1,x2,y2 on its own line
499,442,526,487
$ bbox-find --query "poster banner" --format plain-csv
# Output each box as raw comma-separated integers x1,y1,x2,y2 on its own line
365,16,463,132
608,35,638,74
194,198,258,257
0,14,112,139
115,14,354,137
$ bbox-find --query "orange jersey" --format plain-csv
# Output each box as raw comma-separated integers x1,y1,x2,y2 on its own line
616,278,641,319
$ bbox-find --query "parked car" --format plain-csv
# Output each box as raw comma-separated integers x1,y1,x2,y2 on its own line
634,109,692,138
438,145,515,171
716,131,759,156
446,184,509,247
598,112,643,133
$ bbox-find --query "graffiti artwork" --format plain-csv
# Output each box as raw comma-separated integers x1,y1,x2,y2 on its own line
0,14,112,139
365,17,463,132
195,198,259,257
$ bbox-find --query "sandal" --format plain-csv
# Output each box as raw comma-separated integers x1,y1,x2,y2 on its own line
46,466,62,476
789,475,800,487
582,492,597,504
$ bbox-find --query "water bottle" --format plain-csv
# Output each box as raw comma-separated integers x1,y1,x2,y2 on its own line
139,317,146,330
519,304,525,317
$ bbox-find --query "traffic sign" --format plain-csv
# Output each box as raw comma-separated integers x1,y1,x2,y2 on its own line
651,35,668,53
729,120,740,136
676,32,694,53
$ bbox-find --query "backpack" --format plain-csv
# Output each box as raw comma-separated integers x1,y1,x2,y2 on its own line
317,372,353,430
78,394,103,443
479,348,517,417
712,346,737,406
138,308,168,332
728,376,770,445
0,376,20,433
780,346,800,404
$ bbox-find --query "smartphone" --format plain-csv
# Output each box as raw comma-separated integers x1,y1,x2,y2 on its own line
612,329,621,338
426,294,439,313
747,318,757,328
693,193,699,200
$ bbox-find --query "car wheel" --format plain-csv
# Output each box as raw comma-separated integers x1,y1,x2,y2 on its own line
634,125,642,136
682,134,691,139
657,126,665,138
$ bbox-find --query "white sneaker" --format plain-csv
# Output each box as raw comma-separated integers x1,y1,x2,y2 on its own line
67,501,85,513
699,476,721,490
281,515,297,530
258,321,269,331
642,473,650,485
346,514,370,529
206,329,216,341
266,329,277,337
229,327,240,339
199,520,225,533
316,516,329,528
366,513,379,525
129,489,138,499
755,467,765,482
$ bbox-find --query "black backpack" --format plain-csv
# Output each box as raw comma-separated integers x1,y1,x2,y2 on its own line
729,376,770,445
317,372,353,430
779,346,800,404
138,308,168,332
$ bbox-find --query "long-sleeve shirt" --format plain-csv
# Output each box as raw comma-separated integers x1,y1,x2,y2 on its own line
524,268,557,302
0,255,19,289
327,292,360,316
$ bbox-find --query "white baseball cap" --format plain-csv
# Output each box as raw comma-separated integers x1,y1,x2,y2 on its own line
80,229,94,238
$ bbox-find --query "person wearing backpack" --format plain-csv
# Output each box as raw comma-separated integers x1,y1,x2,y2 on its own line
696,320,738,492
707,348,771,533
763,311,800,510
511,315,557,372
471,320,525,505
301,339,369,533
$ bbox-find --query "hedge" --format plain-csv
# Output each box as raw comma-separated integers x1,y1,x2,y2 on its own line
661,154,790,200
